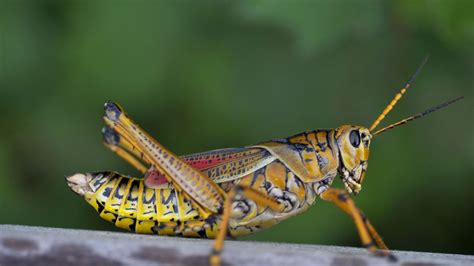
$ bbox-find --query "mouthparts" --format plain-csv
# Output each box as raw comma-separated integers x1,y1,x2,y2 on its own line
340,165,365,195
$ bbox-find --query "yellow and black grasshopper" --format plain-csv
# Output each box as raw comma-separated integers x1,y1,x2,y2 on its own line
66,57,462,265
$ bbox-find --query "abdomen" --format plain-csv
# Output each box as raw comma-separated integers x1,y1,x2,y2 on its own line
69,171,220,237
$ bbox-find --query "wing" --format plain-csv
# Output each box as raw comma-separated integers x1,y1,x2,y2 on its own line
145,147,275,189
182,147,276,183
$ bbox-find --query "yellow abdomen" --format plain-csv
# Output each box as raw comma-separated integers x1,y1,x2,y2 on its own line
82,172,217,236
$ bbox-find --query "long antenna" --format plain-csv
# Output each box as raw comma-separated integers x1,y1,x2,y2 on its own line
369,55,430,132
373,96,464,136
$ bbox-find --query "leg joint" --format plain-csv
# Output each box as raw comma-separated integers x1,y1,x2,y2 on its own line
337,192,350,202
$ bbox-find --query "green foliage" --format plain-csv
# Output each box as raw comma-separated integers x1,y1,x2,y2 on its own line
0,0,472,254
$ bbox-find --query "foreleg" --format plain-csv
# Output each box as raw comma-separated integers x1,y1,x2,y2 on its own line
320,188,396,261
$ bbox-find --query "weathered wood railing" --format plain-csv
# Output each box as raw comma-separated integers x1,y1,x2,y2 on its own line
0,225,472,265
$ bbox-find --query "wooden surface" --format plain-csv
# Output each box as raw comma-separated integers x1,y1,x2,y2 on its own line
0,224,472,266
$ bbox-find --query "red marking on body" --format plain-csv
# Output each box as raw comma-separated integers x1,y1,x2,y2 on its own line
184,154,239,170
144,167,168,187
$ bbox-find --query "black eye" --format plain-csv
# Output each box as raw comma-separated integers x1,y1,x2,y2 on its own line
349,130,360,147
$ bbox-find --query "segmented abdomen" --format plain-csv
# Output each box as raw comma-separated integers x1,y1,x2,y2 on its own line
83,172,218,237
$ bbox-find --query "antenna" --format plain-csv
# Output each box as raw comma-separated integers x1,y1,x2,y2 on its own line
369,55,430,132
373,96,464,136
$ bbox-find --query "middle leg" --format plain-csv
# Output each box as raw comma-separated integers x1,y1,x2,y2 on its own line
210,184,285,266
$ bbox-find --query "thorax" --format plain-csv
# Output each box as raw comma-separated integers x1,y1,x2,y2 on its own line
223,150,338,237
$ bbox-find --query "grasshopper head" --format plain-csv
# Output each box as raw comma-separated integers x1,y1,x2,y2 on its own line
332,57,463,195
334,125,371,195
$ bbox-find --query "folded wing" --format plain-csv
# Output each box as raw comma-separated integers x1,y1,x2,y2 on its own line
183,147,276,183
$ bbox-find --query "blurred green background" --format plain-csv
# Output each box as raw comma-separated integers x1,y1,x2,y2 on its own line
1,0,473,255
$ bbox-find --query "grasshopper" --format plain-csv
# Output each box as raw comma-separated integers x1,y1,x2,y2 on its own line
66,57,462,265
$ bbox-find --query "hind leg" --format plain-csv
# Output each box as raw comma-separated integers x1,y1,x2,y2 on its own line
102,125,149,174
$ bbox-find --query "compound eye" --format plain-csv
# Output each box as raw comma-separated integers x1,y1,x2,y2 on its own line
349,130,360,147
